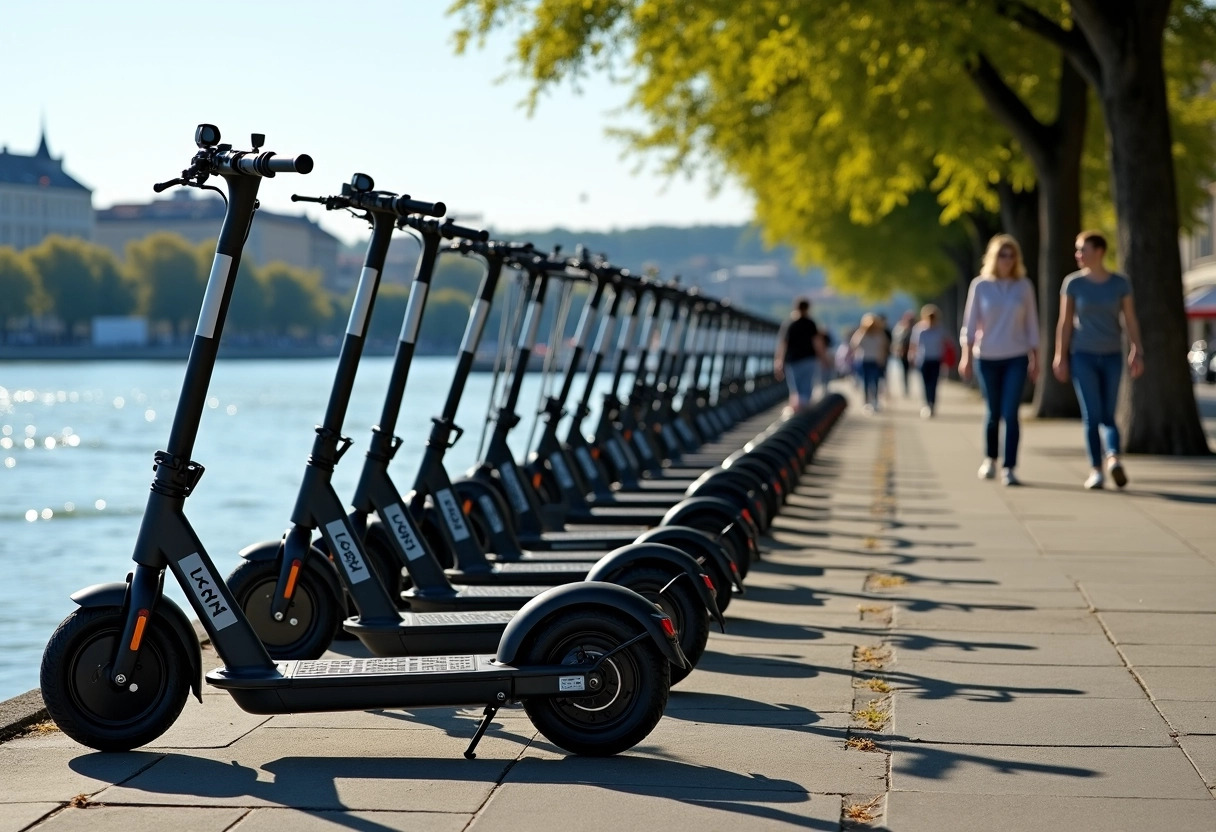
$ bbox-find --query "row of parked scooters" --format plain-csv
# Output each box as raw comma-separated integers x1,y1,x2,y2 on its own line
40,126,847,759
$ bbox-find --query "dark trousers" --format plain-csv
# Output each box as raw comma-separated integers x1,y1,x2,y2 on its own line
919,360,942,407
1070,350,1123,467
976,355,1028,468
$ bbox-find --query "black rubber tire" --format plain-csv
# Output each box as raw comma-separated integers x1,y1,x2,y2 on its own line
227,557,339,660
614,566,708,686
40,606,190,751
519,607,670,756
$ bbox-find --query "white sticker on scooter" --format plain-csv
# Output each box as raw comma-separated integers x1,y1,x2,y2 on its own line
196,254,233,339
606,438,629,471
325,520,372,583
180,552,237,630
633,430,654,459
436,488,470,541
398,281,429,344
559,675,586,693
500,465,530,513
347,267,379,336
550,454,575,489
477,495,505,534
383,503,426,561
575,446,597,480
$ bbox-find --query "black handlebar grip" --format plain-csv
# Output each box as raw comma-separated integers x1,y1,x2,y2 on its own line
440,219,489,242
394,196,446,218
268,153,313,175
290,194,327,204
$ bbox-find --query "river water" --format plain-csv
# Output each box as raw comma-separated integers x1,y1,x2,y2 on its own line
0,356,615,701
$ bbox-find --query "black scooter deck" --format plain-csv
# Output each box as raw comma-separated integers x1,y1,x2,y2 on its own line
345,610,516,656
445,559,588,586
400,583,549,612
520,528,648,551
208,654,524,714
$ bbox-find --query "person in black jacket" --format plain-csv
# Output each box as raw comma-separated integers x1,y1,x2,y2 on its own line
774,297,825,411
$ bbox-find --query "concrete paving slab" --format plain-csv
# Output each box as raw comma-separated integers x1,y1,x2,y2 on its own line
883,630,1122,666
1023,519,1195,555
674,647,856,713
94,728,527,811
867,559,1078,591
511,722,884,795
663,696,852,728
0,748,160,803
1080,579,1216,613
889,659,1146,700
0,804,57,832
1179,735,1216,788
870,587,1086,611
1057,556,1216,579
1099,612,1216,645
893,607,1104,635
892,695,1173,746
1134,667,1216,702
1155,700,1216,735
1121,644,1216,667
470,783,843,831
885,792,1216,832
27,806,247,832
889,743,1211,797
232,807,471,831
143,694,270,749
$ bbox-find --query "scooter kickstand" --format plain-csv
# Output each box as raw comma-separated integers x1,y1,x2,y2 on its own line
464,703,501,759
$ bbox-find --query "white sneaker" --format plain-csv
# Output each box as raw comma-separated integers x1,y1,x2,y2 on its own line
920,406,933,419
977,458,996,480
1001,468,1020,486
1084,470,1104,490
1106,458,1128,488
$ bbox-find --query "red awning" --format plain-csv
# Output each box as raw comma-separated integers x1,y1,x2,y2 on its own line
1185,284,1216,319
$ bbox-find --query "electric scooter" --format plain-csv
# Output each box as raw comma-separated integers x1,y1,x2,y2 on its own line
39,128,682,759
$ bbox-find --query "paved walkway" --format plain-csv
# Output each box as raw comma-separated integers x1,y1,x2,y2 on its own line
2,381,1214,831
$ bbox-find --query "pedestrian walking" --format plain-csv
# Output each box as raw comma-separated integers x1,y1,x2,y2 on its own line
774,297,825,411
908,304,947,418
959,234,1040,486
851,313,890,413
1052,230,1145,489
892,311,916,396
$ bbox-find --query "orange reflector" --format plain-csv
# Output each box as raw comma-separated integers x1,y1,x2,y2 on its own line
775,481,783,495
532,472,543,489
659,616,677,638
729,561,739,574
284,559,302,598
654,424,662,433
591,447,600,459
462,499,473,515
129,609,149,651
741,508,752,524
624,430,632,440
701,574,716,592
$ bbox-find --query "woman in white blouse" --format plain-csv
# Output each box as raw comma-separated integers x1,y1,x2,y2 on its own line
959,234,1040,486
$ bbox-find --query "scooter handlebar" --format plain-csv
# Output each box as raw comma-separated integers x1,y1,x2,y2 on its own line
440,218,489,242
212,149,313,178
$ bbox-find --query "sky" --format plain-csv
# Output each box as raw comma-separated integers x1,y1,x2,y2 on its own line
2,1,755,246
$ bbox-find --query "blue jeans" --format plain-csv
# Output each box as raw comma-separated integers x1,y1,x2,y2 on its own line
785,357,818,406
861,360,882,406
1070,350,1123,467
976,355,1028,468
919,360,942,407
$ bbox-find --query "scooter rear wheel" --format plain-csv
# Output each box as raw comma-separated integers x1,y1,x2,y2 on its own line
613,566,708,686
228,559,339,660
40,606,189,751
519,608,669,756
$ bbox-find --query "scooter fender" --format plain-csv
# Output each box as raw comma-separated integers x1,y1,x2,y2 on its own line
495,581,688,670
238,540,343,604
633,526,744,595
662,495,759,546
450,476,515,541
584,542,724,631
69,582,203,703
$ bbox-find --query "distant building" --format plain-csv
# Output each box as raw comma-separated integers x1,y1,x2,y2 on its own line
0,129,93,249
95,191,341,290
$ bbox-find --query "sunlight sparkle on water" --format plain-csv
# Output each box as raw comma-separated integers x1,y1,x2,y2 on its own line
94,499,106,510
4,458,14,469
24,510,37,522
226,405,237,415
113,397,125,408
0,438,11,449
40,508,53,520
144,409,156,422
43,437,56,449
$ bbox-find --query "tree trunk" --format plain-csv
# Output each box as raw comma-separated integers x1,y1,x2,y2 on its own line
1074,1,1211,454
1033,59,1087,419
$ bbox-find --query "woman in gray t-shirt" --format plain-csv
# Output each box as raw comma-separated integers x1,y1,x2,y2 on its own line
1052,230,1144,490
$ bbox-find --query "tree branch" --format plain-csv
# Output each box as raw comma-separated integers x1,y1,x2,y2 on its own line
965,52,1051,169
992,0,1103,88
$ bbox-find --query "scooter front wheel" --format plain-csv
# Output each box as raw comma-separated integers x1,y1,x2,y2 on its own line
519,608,670,756
228,558,339,660
40,606,189,751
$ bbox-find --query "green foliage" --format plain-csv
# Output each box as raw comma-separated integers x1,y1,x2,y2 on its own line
23,236,131,335
259,261,333,336
126,232,204,334
0,246,45,328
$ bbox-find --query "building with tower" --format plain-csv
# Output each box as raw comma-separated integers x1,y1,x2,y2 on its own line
0,128,93,249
